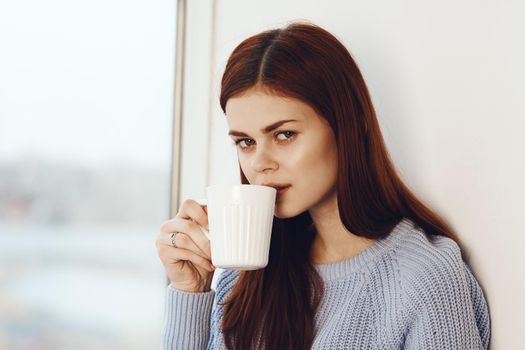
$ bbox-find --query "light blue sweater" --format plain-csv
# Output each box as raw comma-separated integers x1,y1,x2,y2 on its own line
161,218,491,349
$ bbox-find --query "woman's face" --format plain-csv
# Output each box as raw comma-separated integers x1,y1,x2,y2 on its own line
225,87,338,218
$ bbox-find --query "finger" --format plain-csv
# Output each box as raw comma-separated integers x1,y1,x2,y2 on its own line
165,246,215,272
162,232,209,260
175,199,209,229
160,218,211,258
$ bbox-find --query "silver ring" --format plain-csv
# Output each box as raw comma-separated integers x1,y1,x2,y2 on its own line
170,232,178,248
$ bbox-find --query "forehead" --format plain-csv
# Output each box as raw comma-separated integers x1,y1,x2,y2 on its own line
225,89,314,128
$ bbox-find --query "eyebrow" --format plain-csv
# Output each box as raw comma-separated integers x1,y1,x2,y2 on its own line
228,119,299,137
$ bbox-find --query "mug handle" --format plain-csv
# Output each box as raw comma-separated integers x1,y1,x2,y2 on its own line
195,198,210,240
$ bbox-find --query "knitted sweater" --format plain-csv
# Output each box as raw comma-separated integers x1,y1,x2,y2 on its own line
161,218,491,349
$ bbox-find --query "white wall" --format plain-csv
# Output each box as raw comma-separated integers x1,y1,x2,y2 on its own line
182,1,525,348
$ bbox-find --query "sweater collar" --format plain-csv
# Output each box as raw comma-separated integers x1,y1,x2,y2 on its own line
313,217,414,282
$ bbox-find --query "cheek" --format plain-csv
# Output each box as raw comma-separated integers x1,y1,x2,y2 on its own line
238,156,254,182
278,137,332,169
302,138,338,183
238,161,248,176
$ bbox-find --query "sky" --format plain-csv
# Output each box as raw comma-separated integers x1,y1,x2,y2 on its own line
0,0,177,169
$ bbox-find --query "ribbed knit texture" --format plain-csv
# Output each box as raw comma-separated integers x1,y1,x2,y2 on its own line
161,218,491,349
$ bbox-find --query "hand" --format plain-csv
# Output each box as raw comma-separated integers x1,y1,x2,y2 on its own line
156,199,214,293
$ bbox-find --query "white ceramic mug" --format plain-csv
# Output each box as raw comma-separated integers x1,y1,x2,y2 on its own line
196,184,276,270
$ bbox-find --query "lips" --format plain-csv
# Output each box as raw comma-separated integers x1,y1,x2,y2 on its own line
275,186,291,199
260,182,291,200
261,182,291,190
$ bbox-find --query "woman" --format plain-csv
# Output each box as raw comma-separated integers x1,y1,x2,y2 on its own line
157,22,490,349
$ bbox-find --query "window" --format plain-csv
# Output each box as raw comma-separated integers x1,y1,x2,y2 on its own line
0,1,176,348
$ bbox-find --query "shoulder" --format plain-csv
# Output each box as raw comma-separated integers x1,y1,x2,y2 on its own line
392,221,491,348
394,222,469,300
393,221,486,317
394,221,465,283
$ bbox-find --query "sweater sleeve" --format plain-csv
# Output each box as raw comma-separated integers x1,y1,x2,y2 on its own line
160,285,216,350
402,238,491,350
161,270,239,350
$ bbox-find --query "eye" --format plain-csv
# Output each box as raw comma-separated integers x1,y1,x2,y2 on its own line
233,138,255,149
276,130,296,141
232,130,297,151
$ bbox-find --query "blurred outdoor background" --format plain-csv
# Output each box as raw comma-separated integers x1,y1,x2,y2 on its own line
0,0,176,348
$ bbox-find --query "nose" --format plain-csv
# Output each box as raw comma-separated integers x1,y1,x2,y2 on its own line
250,145,278,173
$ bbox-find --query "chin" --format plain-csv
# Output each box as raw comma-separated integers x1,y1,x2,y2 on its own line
273,205,291,219
273,202,305,219
274,211,292,219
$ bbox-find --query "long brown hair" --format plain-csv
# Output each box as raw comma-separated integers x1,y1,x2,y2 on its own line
218,22,465,350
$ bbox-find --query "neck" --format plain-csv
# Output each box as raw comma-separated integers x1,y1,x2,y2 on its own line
308,192,375,265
